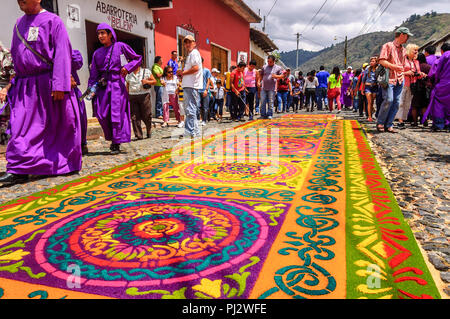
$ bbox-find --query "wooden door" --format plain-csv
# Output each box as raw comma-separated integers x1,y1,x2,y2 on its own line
211,44,228,80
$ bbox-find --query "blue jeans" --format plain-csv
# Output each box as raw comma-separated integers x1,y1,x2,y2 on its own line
154,86,163,118
277,91,289,112
376,85,383,118
225,91,232,113
198,90,210,122
209,94,216,120
255,93,260,113
183,88,200,137
377,82,403,129
231,91,246,120
246,87,258,119
353,96,359,112
316,87,328,110
260,90,275,118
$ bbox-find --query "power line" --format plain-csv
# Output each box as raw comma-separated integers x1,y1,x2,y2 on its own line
267,0,279,17
302,35,328,48
301,0,329,34
364,0,394,34
359,0,387,34
359,0,391,35
311,0,338,30
263,0,279,33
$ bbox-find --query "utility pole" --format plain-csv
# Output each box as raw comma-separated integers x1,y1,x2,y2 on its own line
263,16,266,32
344,35,348,69
296,33,301,71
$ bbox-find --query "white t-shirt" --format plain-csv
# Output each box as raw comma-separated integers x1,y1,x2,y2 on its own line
303,77,319,91
125,68,152,95
216,86,225,99
162,76,179,104
182,48,203,89
210,76,218,94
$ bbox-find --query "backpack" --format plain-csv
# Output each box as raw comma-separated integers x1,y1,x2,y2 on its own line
375,65,389,89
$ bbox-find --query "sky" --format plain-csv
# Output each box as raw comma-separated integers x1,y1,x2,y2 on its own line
245,0,450,52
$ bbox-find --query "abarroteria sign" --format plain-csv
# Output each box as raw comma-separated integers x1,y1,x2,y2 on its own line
95,1,138,32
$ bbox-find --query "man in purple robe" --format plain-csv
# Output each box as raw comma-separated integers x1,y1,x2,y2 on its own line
88,23,142,154
423,42,450,131
0,0,82,186
340,66,353,108
72,49,88,155
424,45,439,67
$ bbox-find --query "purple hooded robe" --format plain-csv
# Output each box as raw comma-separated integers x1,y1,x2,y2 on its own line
340,71,353,106
7,10,82,175
72,49,87,146
423,51,450,129
88,23,142,144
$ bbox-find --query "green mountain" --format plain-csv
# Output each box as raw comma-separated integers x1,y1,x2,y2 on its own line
279,49,321,70
281,12,450,72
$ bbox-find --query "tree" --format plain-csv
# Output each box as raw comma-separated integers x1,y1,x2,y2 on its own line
272,51,281,61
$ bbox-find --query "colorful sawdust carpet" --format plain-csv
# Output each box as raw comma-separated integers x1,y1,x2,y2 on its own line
0,116,441,299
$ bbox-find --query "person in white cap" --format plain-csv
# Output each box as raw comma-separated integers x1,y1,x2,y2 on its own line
177,35,203,138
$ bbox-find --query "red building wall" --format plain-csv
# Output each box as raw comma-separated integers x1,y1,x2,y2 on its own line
153,0,251,70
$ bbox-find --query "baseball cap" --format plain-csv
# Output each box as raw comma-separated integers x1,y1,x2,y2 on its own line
362,63,369,68
183,35,196,42
211,68,220,73
347,66,353,69
395,27,413,37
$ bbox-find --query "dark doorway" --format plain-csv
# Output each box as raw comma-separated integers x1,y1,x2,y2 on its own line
85,20,147,67
41,0,58,13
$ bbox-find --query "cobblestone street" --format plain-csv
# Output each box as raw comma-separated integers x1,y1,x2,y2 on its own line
0,110,448,298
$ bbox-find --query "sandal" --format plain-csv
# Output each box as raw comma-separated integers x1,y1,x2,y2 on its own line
376,125,384,132
386,127,397,133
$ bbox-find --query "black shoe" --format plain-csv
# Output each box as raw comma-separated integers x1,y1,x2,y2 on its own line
0,173,29,186
110,144,120,155
82,144,89,155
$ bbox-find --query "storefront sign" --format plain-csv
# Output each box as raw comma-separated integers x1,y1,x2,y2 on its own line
95,1,137,32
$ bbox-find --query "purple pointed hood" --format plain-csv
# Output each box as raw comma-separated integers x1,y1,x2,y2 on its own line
96,23,117,42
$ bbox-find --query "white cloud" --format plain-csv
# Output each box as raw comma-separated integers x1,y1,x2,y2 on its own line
245,0,450,51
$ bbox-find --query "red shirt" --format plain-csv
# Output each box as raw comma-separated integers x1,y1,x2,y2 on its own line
231,69,245,92
277,72,290,92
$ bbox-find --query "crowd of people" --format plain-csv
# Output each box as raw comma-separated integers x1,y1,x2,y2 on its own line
0,1,448,187
288,27,449,134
